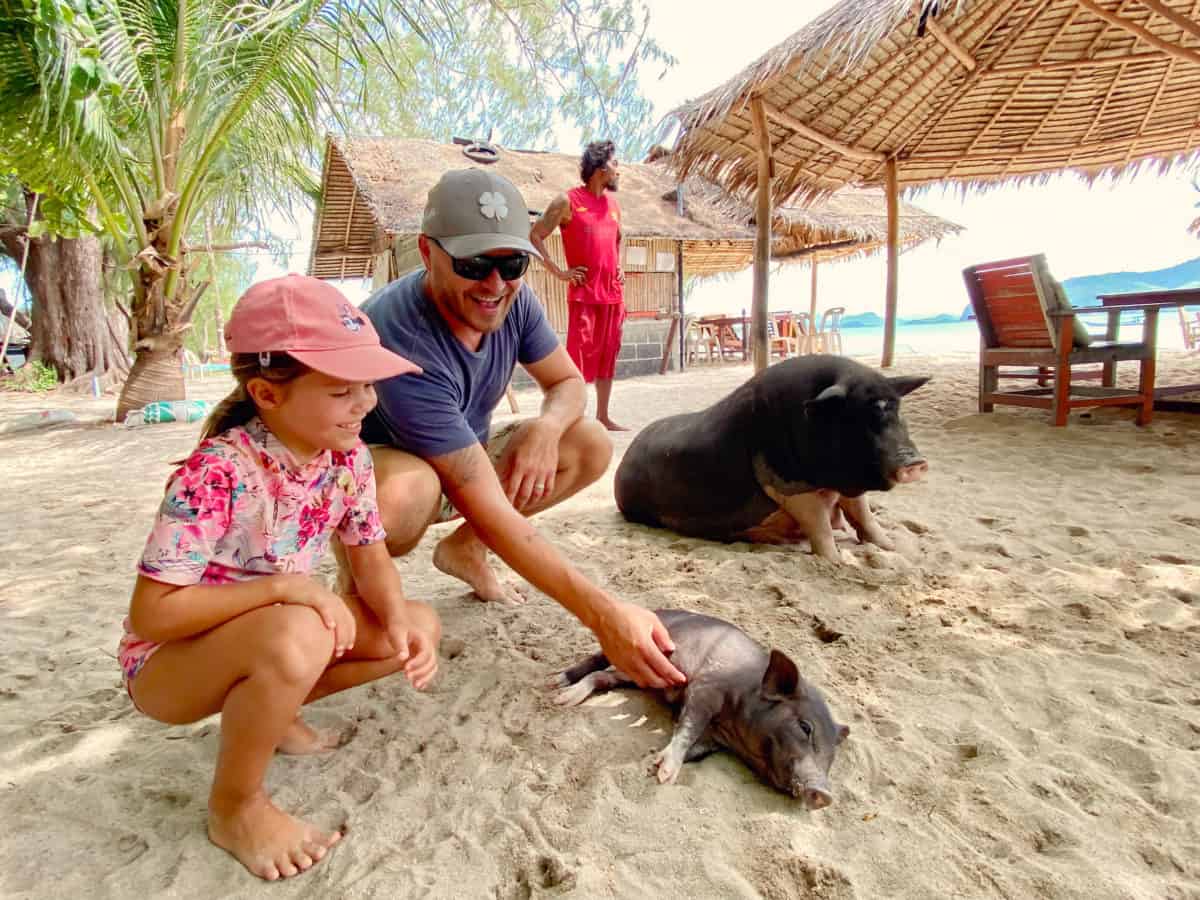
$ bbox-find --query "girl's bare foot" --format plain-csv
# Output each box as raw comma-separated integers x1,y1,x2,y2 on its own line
276,717,344,755
433,530,524,604
208,792,341,881
598,417,629,432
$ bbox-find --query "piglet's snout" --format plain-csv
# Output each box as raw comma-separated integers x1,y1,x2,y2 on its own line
891,460,928,484
802,786,833,810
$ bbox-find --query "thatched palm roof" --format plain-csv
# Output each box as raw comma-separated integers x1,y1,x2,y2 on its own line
669,0,1200,204
671,176,963,262
309,136,758,280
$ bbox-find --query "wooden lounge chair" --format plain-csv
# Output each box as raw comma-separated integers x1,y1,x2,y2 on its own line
962,255,1161,426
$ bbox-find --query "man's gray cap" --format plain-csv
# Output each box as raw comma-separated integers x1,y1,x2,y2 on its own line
421,168,542,260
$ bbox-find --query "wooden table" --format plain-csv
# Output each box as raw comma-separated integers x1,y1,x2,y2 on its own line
697,315,750,361
1099,289,1200,412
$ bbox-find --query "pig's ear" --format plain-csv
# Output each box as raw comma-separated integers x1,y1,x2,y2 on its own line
804,383,846,414
762,649,801,699
887,375,930,397
836,724,850,745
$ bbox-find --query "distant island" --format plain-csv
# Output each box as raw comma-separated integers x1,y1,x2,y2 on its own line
841,311,962,328
959,255,1200,319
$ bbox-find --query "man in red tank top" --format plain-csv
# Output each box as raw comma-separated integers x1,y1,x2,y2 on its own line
531,140,628,431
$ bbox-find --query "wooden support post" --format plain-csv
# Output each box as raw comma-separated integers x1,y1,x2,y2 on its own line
676,243,685,371
750,97,773,373
807,260,819,354
882,157,900,368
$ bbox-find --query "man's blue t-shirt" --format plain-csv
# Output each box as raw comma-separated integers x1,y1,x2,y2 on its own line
361,270,560,458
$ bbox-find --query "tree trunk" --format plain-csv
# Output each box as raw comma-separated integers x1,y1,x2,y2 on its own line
2,232,122,382
116,346,185,422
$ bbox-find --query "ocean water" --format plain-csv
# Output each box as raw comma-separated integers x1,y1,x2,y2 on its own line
837,317,1190,360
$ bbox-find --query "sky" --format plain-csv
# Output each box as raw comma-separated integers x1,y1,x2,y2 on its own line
5,0,1196,321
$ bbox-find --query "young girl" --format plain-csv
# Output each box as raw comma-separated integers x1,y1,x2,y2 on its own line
119,275,441,882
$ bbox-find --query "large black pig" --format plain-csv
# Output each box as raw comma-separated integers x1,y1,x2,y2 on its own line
615,355,929,561
553,609,849,809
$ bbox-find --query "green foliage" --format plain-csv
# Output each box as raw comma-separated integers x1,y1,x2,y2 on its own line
2,359,59,392
322,0,675,160
182,247,258,357
0,0,673,337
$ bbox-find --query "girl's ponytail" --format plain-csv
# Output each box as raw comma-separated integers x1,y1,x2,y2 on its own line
199,383,257,442
196,352,310,444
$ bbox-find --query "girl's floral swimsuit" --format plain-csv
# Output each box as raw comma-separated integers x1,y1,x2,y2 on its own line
118,418,386,682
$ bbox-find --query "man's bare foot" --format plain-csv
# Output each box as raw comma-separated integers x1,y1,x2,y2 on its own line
208,793,341,881
433,530,525,604
598,417,629,432
276,717,344,755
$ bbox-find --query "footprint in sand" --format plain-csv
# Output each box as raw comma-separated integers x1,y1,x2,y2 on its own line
341,769,381,805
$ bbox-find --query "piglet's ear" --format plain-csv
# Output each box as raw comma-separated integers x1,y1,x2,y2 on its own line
762,649,801,699
836,724,850,745
804,383,846,415
887,375,930,397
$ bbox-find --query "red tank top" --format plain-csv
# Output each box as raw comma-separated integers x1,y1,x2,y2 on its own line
559,185,622,305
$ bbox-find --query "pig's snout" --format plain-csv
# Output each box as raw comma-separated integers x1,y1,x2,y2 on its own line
801,785,833,810
793,778,834,810
891,459,928,484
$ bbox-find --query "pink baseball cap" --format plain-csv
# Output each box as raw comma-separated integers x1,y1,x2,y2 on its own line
225,275,420,381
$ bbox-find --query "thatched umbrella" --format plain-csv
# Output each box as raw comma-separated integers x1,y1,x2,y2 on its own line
668,0,1200,368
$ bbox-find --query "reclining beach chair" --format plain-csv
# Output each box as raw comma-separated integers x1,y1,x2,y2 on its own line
962,255,1161,427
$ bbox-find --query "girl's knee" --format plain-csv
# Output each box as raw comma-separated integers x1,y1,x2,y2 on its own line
257,607,335,685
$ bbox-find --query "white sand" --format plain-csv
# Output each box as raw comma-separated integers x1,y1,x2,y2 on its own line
1,352,1198,899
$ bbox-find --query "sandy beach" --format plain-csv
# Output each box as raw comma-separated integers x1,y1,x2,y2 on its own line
1,351,1198,899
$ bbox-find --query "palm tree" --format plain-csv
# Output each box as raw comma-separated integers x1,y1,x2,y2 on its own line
1,0,445,419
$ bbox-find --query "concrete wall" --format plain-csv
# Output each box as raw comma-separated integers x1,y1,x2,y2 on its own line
511,318,677,389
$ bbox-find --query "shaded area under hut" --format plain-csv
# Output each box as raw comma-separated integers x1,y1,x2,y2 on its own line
667,0,1200,368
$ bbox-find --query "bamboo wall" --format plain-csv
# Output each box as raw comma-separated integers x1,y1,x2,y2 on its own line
525,234,680,332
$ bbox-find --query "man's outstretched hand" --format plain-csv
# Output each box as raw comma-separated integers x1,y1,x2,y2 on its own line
591,601,686,690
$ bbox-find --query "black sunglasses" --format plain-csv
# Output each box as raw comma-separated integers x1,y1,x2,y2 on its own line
430,238,531,281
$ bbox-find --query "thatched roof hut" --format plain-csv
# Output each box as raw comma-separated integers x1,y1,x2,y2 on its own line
669,0,1200,205
664,0,1200,367
670,177,963,262
308,136,756,283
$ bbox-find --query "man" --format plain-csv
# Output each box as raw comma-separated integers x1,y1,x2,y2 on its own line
530,140,627,431
356,168,684,690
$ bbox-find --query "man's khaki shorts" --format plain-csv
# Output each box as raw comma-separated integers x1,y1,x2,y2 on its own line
369,421,523,524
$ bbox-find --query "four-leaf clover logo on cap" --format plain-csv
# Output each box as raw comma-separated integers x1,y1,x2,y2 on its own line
478,191,509,220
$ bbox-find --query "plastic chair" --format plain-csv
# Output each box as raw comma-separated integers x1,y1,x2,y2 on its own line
812,307,844,355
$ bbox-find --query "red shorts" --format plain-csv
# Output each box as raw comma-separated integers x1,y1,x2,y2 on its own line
566,302,625,383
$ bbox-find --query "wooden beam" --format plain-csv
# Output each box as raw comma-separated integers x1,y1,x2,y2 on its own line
1136,0,1200,43
881,157,900,369
760,101,888,162
985,49,1172,75
914,1,977,70
750,97,773,373
1074,0,1200,65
